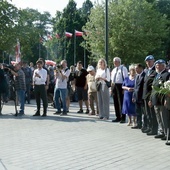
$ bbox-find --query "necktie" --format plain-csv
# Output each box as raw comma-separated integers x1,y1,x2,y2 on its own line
156,73,160,80
135,75,140,85
147,69,151,76
113,67,118,82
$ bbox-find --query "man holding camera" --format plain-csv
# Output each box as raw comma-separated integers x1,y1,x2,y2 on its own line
9,63,26,116
53,60,70,116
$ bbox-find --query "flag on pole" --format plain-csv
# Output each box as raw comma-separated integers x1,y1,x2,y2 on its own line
75,30,83,37
65,31,73,38
55,33,60,39
15,39,21,62
47,34,52,40
39,36,44,44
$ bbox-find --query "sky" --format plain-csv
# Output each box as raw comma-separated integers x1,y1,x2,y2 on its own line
9,0,102,17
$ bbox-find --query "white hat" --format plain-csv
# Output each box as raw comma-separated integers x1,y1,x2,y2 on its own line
87,65,94,72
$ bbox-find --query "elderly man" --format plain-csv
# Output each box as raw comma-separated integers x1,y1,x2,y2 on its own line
111,57,128,123
142,55,157,135
86,65,99,115
149,59,170,139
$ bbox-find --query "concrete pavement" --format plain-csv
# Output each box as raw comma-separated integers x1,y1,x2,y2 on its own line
0,100,170,170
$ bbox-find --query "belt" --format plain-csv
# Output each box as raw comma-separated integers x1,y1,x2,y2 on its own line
35,84,45,86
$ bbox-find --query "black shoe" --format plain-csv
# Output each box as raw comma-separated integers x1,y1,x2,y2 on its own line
165,142,170,145
99,117,104,119
77,109,83,113
142,128,150,133
141,127,147,131
120,120,125,123
131,126,141,129
85,109,89,114
60,112,67,116
112,118,120,122
14,113,18,117
147,131,157,136
155,134,165,139
33,111,40,116
41,114,47,117
53,111,61,115
161,136,170,140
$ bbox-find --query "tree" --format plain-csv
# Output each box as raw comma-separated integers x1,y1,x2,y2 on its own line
0,0,19,61
52,0,93,66
83,0,168,65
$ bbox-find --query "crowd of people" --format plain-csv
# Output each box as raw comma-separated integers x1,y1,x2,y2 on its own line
0,55,170,146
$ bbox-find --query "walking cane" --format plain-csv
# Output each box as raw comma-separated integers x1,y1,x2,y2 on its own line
166,128,169,144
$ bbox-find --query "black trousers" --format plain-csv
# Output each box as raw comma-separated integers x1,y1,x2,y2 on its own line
0,93,2,114
34,85,48,114
112,83,125,120
144,99,158,132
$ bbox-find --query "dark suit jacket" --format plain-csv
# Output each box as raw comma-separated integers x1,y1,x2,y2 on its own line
0,69,7,94
133,71,145,104
151,70,170,105
142,67,156,100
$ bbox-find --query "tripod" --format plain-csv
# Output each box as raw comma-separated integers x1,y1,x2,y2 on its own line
9,79,18,116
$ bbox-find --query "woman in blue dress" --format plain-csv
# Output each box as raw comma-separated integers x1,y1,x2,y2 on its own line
122,65,136,126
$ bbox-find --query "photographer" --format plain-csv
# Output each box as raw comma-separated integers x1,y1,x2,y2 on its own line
8,63,26,116
53,60,70,116
0,64,8,115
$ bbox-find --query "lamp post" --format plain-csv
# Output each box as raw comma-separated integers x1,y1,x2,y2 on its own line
105,0,109,64
3,51,6,63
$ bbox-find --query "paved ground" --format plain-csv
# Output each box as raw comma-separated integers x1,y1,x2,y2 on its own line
0,99,170,170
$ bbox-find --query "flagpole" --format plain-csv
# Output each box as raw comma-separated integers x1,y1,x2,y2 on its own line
84,41,86,68
64,37,66,60
39,35,41,58
105,0,109,64
74,30,76,65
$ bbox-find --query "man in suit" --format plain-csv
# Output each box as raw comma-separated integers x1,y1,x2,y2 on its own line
111,57,128,123
142,55,157,135
132,64,145,129
149,59,170,139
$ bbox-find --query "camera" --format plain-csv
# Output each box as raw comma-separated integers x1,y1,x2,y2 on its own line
2,64,15,73
56,64,63,70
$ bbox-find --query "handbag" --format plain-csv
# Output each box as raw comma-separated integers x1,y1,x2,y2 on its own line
105,68,111,88
96,81,101,91
105,80,111,88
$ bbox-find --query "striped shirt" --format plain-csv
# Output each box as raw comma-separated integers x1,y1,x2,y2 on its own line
15,69,26,90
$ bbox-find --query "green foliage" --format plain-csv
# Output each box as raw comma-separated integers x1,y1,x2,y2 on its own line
83,0,168,66
53,0,93,66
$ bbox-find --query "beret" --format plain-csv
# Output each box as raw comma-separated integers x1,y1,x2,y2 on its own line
145,55,154,61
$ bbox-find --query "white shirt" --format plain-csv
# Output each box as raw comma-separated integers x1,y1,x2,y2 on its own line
95,68,110,91
55,68,70,89
33,68,47,85
111,65,128,84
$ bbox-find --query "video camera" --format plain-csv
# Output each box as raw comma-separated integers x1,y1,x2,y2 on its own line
2,64,15,73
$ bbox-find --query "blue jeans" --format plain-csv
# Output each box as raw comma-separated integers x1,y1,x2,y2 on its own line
17,90,25,114
54,88,67,112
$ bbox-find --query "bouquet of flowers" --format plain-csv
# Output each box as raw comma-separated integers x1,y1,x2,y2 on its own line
152,80,170,96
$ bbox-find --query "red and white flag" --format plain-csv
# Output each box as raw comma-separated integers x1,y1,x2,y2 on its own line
75,30,83,37
65,31,73,38
55,33,60,39
15,39,21,62
47,34,52,40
